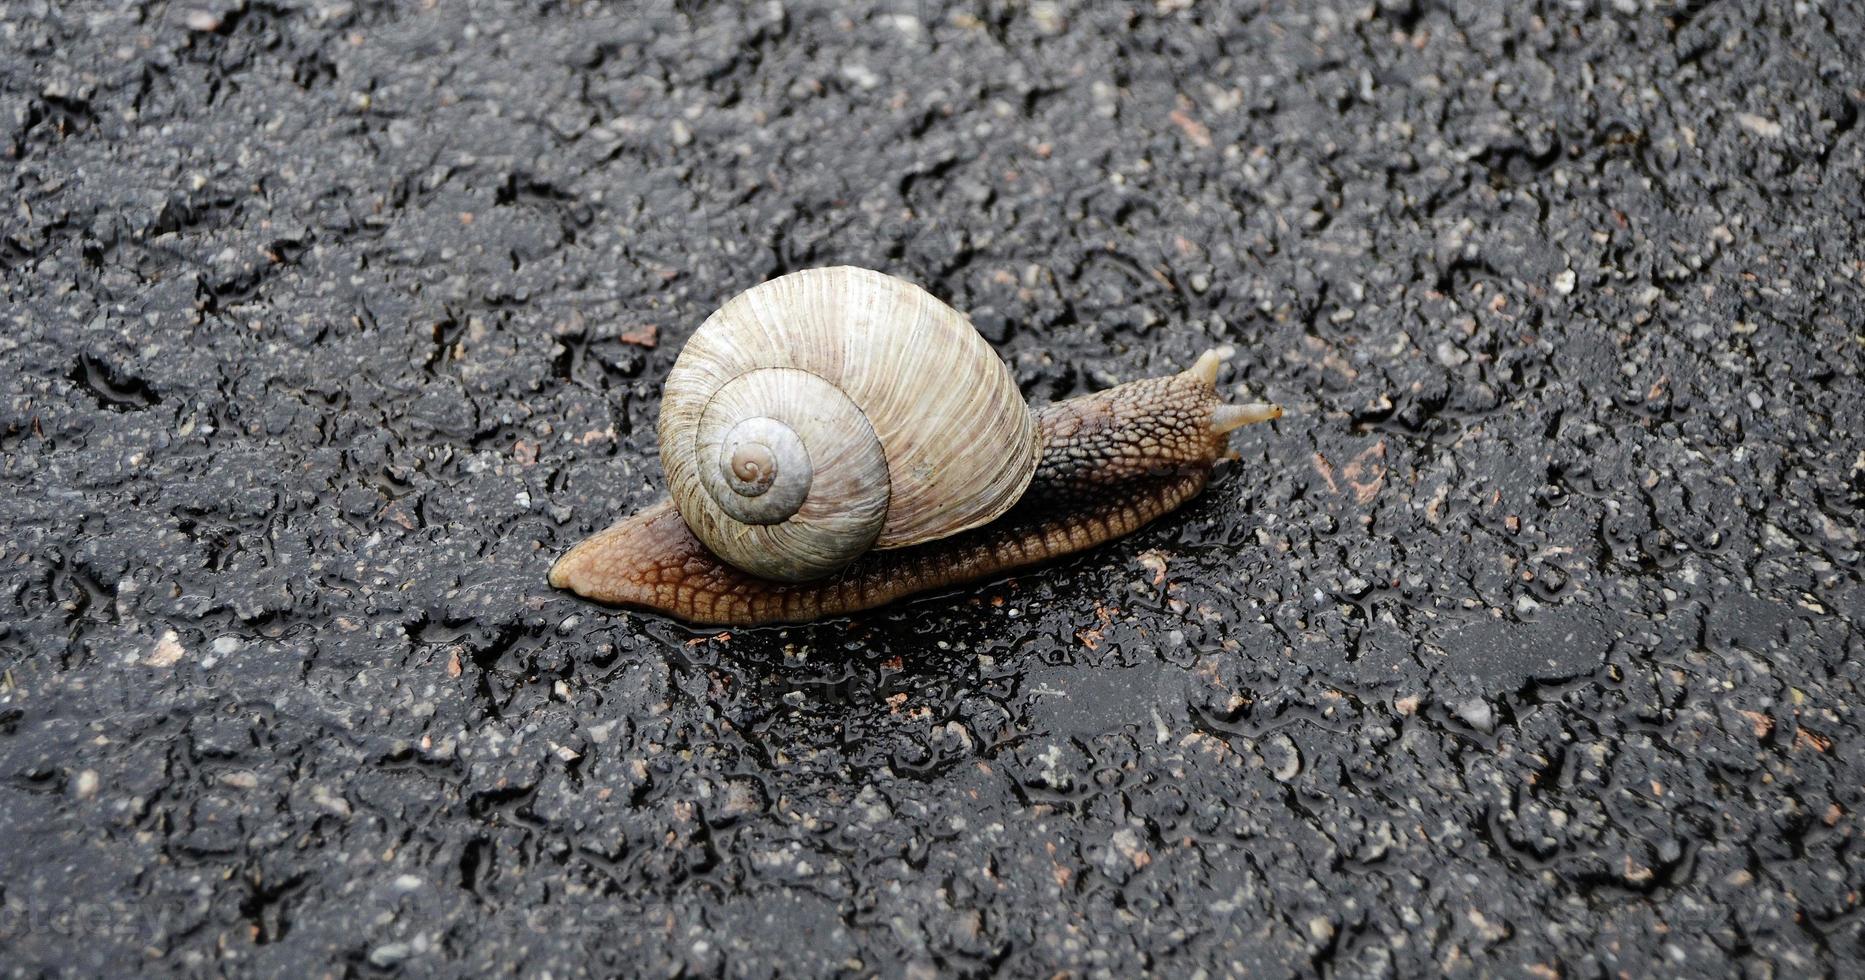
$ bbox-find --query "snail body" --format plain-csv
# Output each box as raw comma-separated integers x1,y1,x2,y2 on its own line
549,267,1282,626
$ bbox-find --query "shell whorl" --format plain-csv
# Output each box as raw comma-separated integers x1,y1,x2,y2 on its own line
659,267,1040,583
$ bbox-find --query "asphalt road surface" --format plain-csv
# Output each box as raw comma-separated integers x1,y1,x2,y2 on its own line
2,1,1861,976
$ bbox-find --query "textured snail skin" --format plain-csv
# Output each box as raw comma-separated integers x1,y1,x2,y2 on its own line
549,352,1282,626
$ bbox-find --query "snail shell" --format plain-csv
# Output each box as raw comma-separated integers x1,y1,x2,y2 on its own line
658,267,1041,582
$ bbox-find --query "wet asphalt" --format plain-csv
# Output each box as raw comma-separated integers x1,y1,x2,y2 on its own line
1,1,1861,976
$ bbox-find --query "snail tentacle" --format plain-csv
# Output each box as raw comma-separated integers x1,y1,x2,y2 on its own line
1212,402,1284,433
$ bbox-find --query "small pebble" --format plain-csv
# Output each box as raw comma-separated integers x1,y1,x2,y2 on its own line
1454,697,1496,733
369,943,413,968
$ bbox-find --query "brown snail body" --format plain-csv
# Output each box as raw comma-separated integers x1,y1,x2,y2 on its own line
548,268,1281,626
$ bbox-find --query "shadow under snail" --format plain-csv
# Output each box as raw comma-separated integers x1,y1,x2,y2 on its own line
549,266,1283,626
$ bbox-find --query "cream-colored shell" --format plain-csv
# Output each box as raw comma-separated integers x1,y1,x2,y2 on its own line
659,267,1040,583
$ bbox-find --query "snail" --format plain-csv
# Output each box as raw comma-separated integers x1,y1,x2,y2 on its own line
549,267,1282,626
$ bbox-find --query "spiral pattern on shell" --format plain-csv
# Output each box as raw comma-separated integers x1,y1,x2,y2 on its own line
659,267,1040,583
